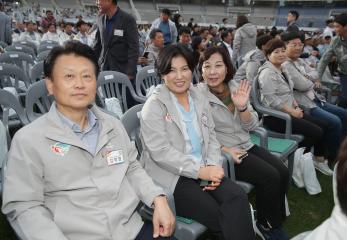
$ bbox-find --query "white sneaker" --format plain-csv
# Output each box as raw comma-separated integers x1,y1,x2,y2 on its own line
314,160,333,176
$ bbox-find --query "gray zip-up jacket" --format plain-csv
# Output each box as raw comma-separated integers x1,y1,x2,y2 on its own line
146,43,160,66
233,48,266,84
140,84,221,193
232,23,257,66
258,61,296,110
282,58,323,109
2,104,164,240
197,83,259,151
318,35,347,78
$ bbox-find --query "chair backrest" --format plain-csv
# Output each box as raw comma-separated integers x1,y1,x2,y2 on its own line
0,120,8,194
40,40,59,46
29,61,44,84
98,71,145,112
25,80,54,122
17,41,37,54
0,52,35,79
6,44,36,58
37,44,56,54
36,50,50,62
0,89,29,142
0,63,31,90
0,41,8,49
120,104,144,155
135,66,161,98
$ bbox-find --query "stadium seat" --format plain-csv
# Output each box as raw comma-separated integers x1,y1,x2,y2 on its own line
135,66,161,99
25,80,54,122
97,71,146,112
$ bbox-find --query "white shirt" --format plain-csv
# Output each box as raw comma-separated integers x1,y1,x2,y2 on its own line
223,41,233,61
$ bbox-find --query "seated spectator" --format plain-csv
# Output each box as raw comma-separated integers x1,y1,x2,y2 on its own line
41,23,61,44
41,10,56,32
258,38,330,172
317,35,331,56
282,31,347,168
74,21,93,47
146,28,164,66
191,36,205,67
140,44,255,240
1,41,176,240
198,46,289,240
18,20,41,47
59,22,75,44
292,137,347,240
178,26,192,51
233,34,272,84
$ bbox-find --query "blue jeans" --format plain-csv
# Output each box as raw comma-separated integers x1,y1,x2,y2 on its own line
311,101,347,159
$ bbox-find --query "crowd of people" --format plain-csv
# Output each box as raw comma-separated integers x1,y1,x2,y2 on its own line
1,0,347,239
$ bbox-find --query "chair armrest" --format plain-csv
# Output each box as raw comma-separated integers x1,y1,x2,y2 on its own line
250,127,268,149
222,151,235,180
255,104,292,139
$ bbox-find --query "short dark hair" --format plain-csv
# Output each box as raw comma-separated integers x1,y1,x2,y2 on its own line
281,31,304,43
236,15,249,29
156,44,195,79
179,26,191,36
335,13,347,27
256,35,272,49
198,46,235,84
336,137,347,216
149,28,162,40
161,8,171,16
44,41,99,79
112,0,118,5
325,35,332,40
289,10,300,20
47,23,56,28
76,20,87,29
221,30,231,42
263,38,285,57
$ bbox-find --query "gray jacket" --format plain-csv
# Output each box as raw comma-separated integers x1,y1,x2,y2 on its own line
0,12,12,45
140,84,221,193
232,23,257,66
258,61,296,110
197,83,259,150
147,18,177,44
233,48,266,84
317,35,347,77
2,104,163,240
282,58,322,109
146,43,160,66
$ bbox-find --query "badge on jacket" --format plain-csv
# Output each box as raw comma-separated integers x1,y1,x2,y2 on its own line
165,113,173,123
114,29,123,37
51,142,71,156
201,113,208,127
106,150,124,166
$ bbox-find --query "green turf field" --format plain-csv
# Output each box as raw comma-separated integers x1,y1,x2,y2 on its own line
0,172,334,240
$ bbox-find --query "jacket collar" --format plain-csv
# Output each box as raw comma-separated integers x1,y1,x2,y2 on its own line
153,84,206,135
44,103,116,155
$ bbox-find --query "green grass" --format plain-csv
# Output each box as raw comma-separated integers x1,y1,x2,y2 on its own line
0,172,334,240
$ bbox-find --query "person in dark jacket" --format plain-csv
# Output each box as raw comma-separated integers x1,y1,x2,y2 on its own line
93,0,139,81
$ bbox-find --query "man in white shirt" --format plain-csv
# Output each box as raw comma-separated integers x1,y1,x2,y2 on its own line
323,19,335,38
220,30,234,64
74,21,93,46
59,22,75,44
18,21,41,47
41,23,61,44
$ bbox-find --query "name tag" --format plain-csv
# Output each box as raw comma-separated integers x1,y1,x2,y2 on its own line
114,29,124,37
106,150,124,166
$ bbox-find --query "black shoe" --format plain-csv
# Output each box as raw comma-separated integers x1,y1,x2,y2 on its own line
256,222,289,240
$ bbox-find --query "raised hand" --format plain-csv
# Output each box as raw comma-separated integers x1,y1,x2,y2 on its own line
231,79,251,111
